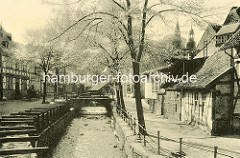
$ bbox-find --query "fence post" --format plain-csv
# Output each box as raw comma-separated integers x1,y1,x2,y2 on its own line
34,116,40,133
128,112,130,126
130,115,133,130
158,131,160,155
46,111,49,126
41,114,45,129
0,133,2,148
179,138,183,158
133,118,136,135
143,125,146,147
214,146,218,158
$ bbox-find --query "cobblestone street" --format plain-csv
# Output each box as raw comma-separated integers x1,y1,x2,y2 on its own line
51,116,123,158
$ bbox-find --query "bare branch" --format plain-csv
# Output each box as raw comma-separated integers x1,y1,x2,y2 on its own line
43,0,82,5
137,0,148,62
48,12,127,42
111,0,125,10
146,8,207,27
69,18,102,41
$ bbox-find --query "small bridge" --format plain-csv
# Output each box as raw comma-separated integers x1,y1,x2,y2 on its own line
70,96,114,116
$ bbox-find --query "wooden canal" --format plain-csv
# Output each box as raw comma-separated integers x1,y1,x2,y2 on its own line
0,96,114,157
0,102,74,158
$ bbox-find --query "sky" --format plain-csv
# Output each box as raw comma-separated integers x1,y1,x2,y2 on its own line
0,0,240,44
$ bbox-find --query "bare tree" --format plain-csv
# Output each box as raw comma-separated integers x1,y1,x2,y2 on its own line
48,0,217,134
90,28,130,116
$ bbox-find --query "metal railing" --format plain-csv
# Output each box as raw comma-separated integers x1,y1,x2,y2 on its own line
116,106,238,158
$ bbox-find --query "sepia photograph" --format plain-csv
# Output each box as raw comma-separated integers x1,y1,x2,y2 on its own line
0,0,240,157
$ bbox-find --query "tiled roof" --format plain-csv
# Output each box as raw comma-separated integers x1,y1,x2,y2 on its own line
175,50,232,89
223,7,240,25
220,27,240,50
89,82,109,91
216,22,240,36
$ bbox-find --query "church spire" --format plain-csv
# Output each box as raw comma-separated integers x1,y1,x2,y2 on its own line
172,21,182,49
174,21,181,38
186,25,196,59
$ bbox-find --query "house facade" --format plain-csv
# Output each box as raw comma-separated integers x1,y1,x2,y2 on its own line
141,7,240,135
0,25,55,99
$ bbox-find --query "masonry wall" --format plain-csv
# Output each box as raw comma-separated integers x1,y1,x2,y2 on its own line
212,73,233,135
163,90,181,121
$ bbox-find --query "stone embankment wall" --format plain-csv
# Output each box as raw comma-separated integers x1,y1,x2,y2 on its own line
112,111,160,158
38,107,75,157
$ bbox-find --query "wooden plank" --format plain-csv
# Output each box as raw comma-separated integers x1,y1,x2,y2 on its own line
11,112,42,115
0,136,39,143
2,115,34,118
0,118,34,121
0,129,37,135
0,126,35,130
0,147,48,155
28,109,49,113
0,120,35,125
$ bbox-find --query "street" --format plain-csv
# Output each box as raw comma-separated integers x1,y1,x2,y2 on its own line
124,97,240,158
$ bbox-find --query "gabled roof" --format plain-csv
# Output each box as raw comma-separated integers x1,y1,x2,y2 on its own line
216,22,240,36
220,27,240,50
175,50,232,89
89,82,109,91
223,7,240,25
195,24,220,59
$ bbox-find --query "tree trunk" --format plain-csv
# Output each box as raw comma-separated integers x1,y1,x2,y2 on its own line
132,61,146,134
119,81,127,116
42,76,47,104
115,82,121,111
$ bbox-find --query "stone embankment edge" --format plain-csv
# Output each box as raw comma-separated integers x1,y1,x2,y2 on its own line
38,107,75,157
112,109,163,158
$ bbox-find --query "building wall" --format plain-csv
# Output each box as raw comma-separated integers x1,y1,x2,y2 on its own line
144,82,157,99
181,90,213,131
162,90,181,120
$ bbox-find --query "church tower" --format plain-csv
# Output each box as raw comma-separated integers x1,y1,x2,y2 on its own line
172,21,182,49
186,25,196,59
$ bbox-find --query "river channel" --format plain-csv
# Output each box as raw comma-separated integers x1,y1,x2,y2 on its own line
51,115,124,158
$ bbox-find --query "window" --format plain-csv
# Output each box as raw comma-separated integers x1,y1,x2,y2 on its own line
175,104,178,112
15,63,19,70
21,80,27,91
127,84,131,92
194,92,198,111
202,93,207,116
6,77,13,89
152,82,159,92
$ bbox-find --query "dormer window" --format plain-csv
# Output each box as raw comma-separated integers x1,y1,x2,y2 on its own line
2,41,9,48
216,23,240,47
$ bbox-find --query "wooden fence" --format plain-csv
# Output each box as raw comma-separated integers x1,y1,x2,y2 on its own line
0,102,72,157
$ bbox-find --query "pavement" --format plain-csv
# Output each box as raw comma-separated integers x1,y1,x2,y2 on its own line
0,98,52,117
123,97,240,158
